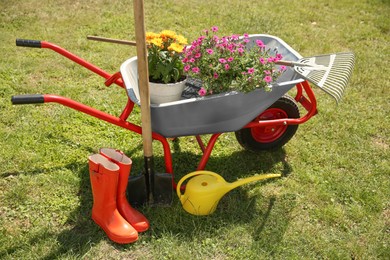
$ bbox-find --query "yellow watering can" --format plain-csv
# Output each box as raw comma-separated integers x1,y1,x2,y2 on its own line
176,171,281,216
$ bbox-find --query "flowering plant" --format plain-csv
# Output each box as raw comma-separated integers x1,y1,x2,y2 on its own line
182,26,287,96
146,30,188,84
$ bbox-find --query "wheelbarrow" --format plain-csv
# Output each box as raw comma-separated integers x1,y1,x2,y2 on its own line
11,34,351,202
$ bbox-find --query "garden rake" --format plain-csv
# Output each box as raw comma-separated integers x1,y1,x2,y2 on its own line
276,52,355,102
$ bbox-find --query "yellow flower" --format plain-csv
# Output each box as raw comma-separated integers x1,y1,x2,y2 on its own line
150,37,163,48
176,35,188,45
168,42,184,53
160,30,177,40
146,32,159,41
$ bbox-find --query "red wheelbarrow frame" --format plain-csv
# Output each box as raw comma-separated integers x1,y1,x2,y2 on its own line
12,40,317,188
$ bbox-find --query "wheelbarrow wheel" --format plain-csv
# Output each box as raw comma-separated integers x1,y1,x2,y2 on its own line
235,95,300,151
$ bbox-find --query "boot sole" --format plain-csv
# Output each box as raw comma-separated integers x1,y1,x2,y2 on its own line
92,215,138,244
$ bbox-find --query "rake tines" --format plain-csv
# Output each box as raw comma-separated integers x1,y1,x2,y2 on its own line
278,52,355,103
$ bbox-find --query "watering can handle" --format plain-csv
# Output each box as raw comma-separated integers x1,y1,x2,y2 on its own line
176,171,224,199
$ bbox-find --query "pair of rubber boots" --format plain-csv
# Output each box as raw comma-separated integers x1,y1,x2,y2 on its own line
88,148,149,244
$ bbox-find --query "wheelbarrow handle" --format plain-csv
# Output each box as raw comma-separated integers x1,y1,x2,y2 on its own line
16,39,42,48
11,94,44,104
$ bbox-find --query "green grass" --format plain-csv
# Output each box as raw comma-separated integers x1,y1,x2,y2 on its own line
1,0,389,259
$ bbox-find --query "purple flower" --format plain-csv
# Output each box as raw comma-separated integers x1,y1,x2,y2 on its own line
263,76,272,83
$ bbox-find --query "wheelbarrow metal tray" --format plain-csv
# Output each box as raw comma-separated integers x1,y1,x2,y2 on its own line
120,34,305,138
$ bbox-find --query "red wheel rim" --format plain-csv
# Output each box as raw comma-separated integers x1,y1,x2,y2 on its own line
251,108,288,143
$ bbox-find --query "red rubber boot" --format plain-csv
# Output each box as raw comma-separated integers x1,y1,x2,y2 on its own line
100,148,150,232
89,154,138,244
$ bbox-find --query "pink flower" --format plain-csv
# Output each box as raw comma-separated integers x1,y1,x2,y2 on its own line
213,73,219,79
259,57,266,64
224,64,230,70
189,58,196,63
267,57,274,63
192,67,200,73
219,58,227,63
212,26,219,32
237,47,244,54
256,40,265,48
227,57,234,62
263,76,272,83
279,65,287,71
206,49,214,55
264,70,271,75
198,87,207,96
231,34,239,40
184,65,191,72
247,68,255,74
195,52,202,59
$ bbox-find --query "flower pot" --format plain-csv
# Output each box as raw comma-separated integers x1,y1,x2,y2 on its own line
149,79,186,104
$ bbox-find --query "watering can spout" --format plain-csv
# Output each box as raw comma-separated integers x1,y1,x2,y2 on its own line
228,173,282,191
177,171,281,216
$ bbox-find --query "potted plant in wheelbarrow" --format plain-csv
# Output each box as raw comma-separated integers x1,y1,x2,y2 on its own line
181,26,299,150
182,26,287,97
146,30,188,104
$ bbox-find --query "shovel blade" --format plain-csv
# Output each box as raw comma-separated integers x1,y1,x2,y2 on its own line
127,174,148,206
127,172,173,206
152,172,173,206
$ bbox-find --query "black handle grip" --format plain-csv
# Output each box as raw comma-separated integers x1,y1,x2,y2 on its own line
16,39,42,48
11,95,44,105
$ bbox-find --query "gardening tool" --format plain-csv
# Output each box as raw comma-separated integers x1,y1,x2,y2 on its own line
11,34,336,196
87,35,137,46
129,0,173,205
276,52,355,102
176,171,281,216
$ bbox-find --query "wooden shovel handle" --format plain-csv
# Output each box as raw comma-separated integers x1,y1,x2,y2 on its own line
133,0,153,158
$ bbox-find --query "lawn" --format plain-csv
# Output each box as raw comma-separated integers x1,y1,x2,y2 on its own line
0,0,389,259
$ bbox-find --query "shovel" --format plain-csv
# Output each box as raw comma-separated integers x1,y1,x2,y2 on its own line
127,0,172,206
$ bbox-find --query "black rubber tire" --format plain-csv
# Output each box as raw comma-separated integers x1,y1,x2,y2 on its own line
235,95,300,151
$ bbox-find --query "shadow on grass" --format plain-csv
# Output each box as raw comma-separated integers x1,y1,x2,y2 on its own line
1,137,294,258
